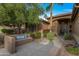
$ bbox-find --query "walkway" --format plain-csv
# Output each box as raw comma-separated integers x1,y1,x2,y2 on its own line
0,37,71,56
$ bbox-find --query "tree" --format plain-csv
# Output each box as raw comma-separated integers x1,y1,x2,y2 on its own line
25,4,44,31
0,3,27,33
0,3,44,34
46,3,63,32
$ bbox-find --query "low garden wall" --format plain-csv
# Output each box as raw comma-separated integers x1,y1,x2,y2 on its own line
4,34,33,54
4,35,16,53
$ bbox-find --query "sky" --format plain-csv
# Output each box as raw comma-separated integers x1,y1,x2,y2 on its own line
39,3,74,20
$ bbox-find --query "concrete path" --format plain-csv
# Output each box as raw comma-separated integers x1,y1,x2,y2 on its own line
0,37,71,56
0,41,55,56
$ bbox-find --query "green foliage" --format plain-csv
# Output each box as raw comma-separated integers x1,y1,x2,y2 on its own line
64,33,73,40
0,3,44,27
1,29,14,34
47,32,55,42
26,32,41,39
0,3,44,34
43,30,49,37
66,47,79,55
26,4,44,25
33,32,41,39
0,4,26,25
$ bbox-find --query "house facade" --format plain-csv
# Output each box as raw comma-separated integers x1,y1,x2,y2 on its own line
47,13,72,35
25,3,79,36
71,3,79,40
46,3,79,36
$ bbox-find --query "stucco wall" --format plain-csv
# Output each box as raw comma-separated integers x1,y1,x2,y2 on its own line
52,21,59,34
73,15,79,35
41,23,50,30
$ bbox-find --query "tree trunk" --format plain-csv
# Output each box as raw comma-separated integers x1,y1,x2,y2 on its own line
11,25,16,34
49,9,53,32
41,29,43,40
41,23,44,40
49,4,53,32
17,24,21,34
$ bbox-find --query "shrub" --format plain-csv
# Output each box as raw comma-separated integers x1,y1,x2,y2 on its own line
26,32,41,39
33,32,41,39
27,32,35,38
43,30,49,37
1,29,14,34
47,32,55,42
64,33,73,40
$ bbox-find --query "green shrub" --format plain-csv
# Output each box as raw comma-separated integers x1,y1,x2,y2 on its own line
43,30,49,37
47,32,55,42
64,33,72,40
1,29,14,34
26,32,41,39
66,47,79,55
33,32,41,39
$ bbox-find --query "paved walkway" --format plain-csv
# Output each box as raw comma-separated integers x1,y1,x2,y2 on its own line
0,41,55,56
0,37,71,56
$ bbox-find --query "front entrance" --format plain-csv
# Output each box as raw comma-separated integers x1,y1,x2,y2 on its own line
58,19,70,35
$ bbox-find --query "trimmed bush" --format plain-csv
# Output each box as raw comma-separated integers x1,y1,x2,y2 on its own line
47,32,55,42
33,32,41,39
26,32,41,39
43,30,49,37
1,29,14,34
64,33,73,40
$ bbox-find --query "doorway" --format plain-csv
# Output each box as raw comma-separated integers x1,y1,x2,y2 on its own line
58,19,69,35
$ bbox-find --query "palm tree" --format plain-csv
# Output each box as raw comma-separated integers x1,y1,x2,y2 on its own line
46,3,63,32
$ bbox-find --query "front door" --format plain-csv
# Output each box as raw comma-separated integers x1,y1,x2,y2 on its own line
60,22,69,35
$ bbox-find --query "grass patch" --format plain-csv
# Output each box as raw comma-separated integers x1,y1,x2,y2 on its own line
66,47,79,55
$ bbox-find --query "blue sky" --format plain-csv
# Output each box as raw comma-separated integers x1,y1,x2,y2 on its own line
39,3,74,19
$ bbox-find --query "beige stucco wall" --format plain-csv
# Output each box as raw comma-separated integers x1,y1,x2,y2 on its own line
73,15,79,36
52,21,59,34
41,22,50,31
